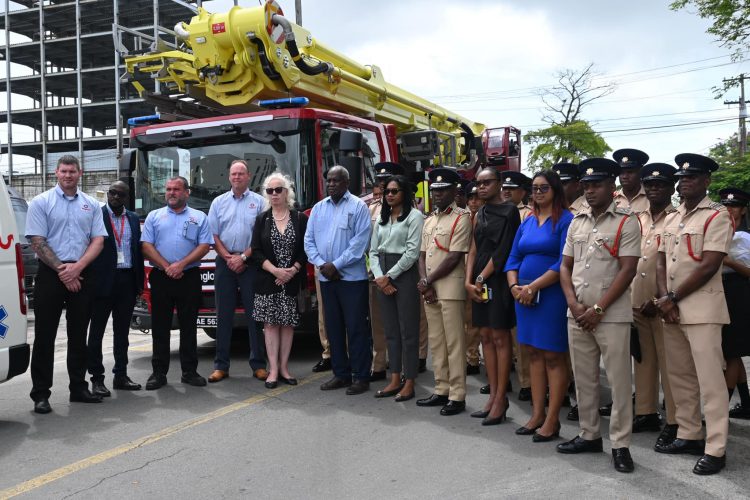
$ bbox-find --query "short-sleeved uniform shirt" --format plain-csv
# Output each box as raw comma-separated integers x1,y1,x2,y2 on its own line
421,202,472,301
614,186,649,214
563,201,641,322
569,195,589,216
25,184,108,261
141,205,214,270
631,206,675,308
658,196,733,325
207,188,265,253
518,202,533,221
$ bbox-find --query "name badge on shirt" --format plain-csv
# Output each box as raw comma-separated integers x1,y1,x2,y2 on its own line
117,250,125,265
183,221,199,241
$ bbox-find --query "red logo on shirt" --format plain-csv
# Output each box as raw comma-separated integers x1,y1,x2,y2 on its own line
188,217,198,224
249,203,256,209
81,204,91,211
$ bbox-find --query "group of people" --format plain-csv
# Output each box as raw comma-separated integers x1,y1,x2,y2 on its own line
24,148,748,478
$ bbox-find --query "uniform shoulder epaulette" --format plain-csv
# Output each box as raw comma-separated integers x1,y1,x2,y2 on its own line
454,207,470,215
614,206,632,215
708,201,725,210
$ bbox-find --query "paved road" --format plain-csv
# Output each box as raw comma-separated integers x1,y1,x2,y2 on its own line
1,314,750,499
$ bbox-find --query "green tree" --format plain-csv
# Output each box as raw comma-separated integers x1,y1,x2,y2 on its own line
670,1,750,60
525,120,611,171
706,133,750,198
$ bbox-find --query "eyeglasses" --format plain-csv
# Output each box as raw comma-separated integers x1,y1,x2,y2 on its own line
108,190,127,198
531,185,551,194
384,188,403,196
475,179,498,187
265,187,285,195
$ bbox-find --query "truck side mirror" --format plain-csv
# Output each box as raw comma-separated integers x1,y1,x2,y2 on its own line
338,130,363,152
339,156,363,196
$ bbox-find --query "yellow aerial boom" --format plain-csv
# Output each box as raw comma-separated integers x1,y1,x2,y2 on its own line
124,1,485,149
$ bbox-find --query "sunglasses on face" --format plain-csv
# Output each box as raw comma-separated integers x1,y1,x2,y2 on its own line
265,186,285,195
108,190,127,198
384,188,403,196
531,185,551,194
475,179,498,187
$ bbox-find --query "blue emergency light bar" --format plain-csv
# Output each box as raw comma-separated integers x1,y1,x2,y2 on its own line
257,97,309,109
127,114,161,127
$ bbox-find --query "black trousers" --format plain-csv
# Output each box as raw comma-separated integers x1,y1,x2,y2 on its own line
149,267,201,376
87,269,138,381
30,262,94,401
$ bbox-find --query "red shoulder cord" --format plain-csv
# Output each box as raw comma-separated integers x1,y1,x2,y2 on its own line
433,212,464,252
685,210,726,262
601,216,630,258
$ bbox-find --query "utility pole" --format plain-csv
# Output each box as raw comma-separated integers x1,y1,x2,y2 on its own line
295,0,302,25
724,74,747,157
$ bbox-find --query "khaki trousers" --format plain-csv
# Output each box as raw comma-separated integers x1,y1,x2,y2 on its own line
568,319,633,449
662,322,728,457
633,311,676,423
512,328,531,388
424,299,467,400
369,281,387,371
419,301,428,359
314,275,330,359
464,299,481,366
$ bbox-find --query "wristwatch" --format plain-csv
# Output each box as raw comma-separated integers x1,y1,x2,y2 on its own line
476,275,485,284
593,303,604,315
667,290,679,304
240,253,248,263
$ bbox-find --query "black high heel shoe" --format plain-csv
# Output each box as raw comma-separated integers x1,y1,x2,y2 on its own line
471,409,490,418
532,421,561,442
482,398,509,426
515,423,542,435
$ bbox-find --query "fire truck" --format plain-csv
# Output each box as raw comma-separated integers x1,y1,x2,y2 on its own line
119,1,520,336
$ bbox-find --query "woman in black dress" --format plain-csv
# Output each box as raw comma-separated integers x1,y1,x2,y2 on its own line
465,167,521,425
252,172,308,389
719,188,750,418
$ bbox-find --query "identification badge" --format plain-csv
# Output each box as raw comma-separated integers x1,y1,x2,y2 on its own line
117,250,125,265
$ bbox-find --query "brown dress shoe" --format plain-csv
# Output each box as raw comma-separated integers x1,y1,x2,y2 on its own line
208,370,229,383
253,368,269,381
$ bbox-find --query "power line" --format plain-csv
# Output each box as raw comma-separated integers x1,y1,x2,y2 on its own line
525,117,736,138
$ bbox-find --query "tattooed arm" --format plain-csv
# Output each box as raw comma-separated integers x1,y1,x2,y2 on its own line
30,236,63,270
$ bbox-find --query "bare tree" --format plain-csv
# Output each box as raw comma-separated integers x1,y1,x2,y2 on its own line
539,63,616,125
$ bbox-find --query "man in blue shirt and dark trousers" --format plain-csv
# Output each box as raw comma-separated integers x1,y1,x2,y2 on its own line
304,166,372,394
141,176,213,390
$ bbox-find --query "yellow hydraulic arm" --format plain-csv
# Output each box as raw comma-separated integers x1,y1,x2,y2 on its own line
124,1,484,142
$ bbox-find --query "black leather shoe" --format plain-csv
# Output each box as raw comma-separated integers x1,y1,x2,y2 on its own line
320,377,351,391
556,436,603,454
181,372,207,387
471,409,489,418
394,392,415,402
91,381,111,398
279,376,298,386
479,384,490,394
598,402,612,416
265,380,277,389
466,364,480,375
729,403,750,419
693,454,726,475
515,424,541,435
567,404,579,421
375,386,402,398
654,437,705,455
440,400,466,416
655,424,678,449
113,376,142,391
532,422,561,442
418,358,427,373
145,373,167,391
312,358,332,372
612,448,635,473
70,389,103,403
33,399,52,414
633,413,662,433
346,380,370,395
518,387,531,402
416,394,449,407
369,370,386,382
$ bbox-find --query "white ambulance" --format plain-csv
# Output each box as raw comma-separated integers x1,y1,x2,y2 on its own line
0,175,29,383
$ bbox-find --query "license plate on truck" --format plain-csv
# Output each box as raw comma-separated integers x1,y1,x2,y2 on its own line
197,316,217,327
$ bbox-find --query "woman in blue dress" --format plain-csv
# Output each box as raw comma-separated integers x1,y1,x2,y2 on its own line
505,170,573,442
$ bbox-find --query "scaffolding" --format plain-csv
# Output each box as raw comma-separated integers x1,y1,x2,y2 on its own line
0,0,199,192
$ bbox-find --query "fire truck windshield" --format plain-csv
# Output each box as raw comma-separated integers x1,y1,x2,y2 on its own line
132,123,315,217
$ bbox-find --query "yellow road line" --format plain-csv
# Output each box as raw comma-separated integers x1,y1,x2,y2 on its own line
0,372,327,499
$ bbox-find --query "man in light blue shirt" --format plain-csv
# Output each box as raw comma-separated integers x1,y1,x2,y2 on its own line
141,176,213,390
206,159,268,383
25,154,107,414
304,166,372,394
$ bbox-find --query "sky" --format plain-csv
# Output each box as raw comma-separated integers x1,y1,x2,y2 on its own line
2,0,748,175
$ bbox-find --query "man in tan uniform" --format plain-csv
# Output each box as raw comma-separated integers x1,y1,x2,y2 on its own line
631,164,678,442
654,153,732,475
417,168,472,415
501,170,533,400
464,182,482,374
558,158,640,474
613,148,650,215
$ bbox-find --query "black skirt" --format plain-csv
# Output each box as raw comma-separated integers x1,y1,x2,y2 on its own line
471,270,515,330
721,272,750,358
